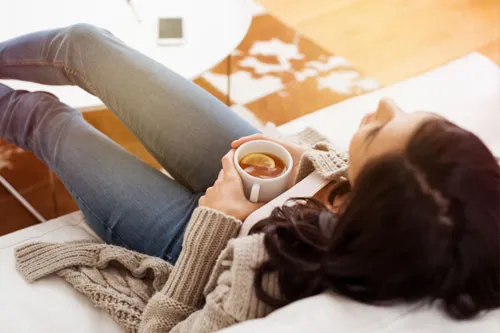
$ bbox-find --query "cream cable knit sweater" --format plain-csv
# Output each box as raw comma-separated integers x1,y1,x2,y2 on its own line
15,128,349,333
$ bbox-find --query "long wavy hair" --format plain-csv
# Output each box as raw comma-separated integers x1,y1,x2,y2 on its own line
250,118,500,320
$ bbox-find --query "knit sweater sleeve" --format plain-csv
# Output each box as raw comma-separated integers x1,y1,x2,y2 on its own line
141,233,276,333
138,207,242,332
294,141,350,183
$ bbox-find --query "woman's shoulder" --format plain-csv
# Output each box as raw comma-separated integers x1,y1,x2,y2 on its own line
203,233,276,321
205,233,267,285
226,233,269,266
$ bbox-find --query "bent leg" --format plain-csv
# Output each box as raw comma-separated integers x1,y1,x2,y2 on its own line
0,82,198,263
0,24,258,192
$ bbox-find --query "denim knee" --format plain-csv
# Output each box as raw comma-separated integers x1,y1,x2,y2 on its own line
0,89,80,151
62,23,113,45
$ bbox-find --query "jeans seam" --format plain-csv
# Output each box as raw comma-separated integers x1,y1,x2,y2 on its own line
27,116,131,249
27,100,78,159
65,182,132,249
167,161,196,192
0,60,98,96
164,192,202,262
1,61,210,192
1,61,187,188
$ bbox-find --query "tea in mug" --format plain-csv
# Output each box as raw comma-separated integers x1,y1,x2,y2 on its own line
239,153,286,179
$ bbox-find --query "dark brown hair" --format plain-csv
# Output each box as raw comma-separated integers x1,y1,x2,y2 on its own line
251,118,500,319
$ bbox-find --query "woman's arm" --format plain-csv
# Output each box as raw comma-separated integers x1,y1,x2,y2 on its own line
139,206,242,332
139,150,262,332
140,233,273,333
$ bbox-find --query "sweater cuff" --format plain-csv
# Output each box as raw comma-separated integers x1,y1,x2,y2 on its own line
161,207,241,307
15,241,101,283
294,142,349,183
182,207,242,250
284,127,329,147
16,240,171,291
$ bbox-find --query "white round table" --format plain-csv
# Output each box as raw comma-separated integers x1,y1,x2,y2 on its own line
0,0,252,110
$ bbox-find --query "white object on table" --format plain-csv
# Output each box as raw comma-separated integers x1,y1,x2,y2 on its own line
0,0,252,111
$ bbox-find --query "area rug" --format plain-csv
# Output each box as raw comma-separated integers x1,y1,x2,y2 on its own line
0,0,380,235
194,1,380,128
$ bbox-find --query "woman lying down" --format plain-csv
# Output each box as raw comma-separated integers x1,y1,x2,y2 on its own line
1,24,498,332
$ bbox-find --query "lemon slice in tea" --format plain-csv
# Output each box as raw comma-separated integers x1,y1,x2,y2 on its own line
240,153,275,168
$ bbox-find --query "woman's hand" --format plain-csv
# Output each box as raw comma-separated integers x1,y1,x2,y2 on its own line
231,134,307,185
199,150,262,221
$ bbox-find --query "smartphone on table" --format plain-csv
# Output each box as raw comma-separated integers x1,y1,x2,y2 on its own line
156,17,184,45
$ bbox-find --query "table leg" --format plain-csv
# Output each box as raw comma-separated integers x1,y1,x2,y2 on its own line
0,176,46,223
226,53,232,106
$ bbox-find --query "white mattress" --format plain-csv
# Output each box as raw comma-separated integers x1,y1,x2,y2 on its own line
1,53,499,333
0,213,125,332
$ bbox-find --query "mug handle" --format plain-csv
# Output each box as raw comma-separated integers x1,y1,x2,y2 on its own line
249,183,260,203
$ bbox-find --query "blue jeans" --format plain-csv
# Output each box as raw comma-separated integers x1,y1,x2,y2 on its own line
0,24,258,263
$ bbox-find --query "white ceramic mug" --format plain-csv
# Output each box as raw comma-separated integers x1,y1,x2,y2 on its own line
234,140,293,203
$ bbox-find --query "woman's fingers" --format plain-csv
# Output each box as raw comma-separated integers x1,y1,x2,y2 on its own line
231,133,268,149
214,169,224,185
221,150,238,178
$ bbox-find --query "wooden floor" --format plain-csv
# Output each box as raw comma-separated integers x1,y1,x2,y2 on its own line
259,0,500,85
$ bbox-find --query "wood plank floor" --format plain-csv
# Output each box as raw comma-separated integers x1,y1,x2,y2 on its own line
259,0,500,85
